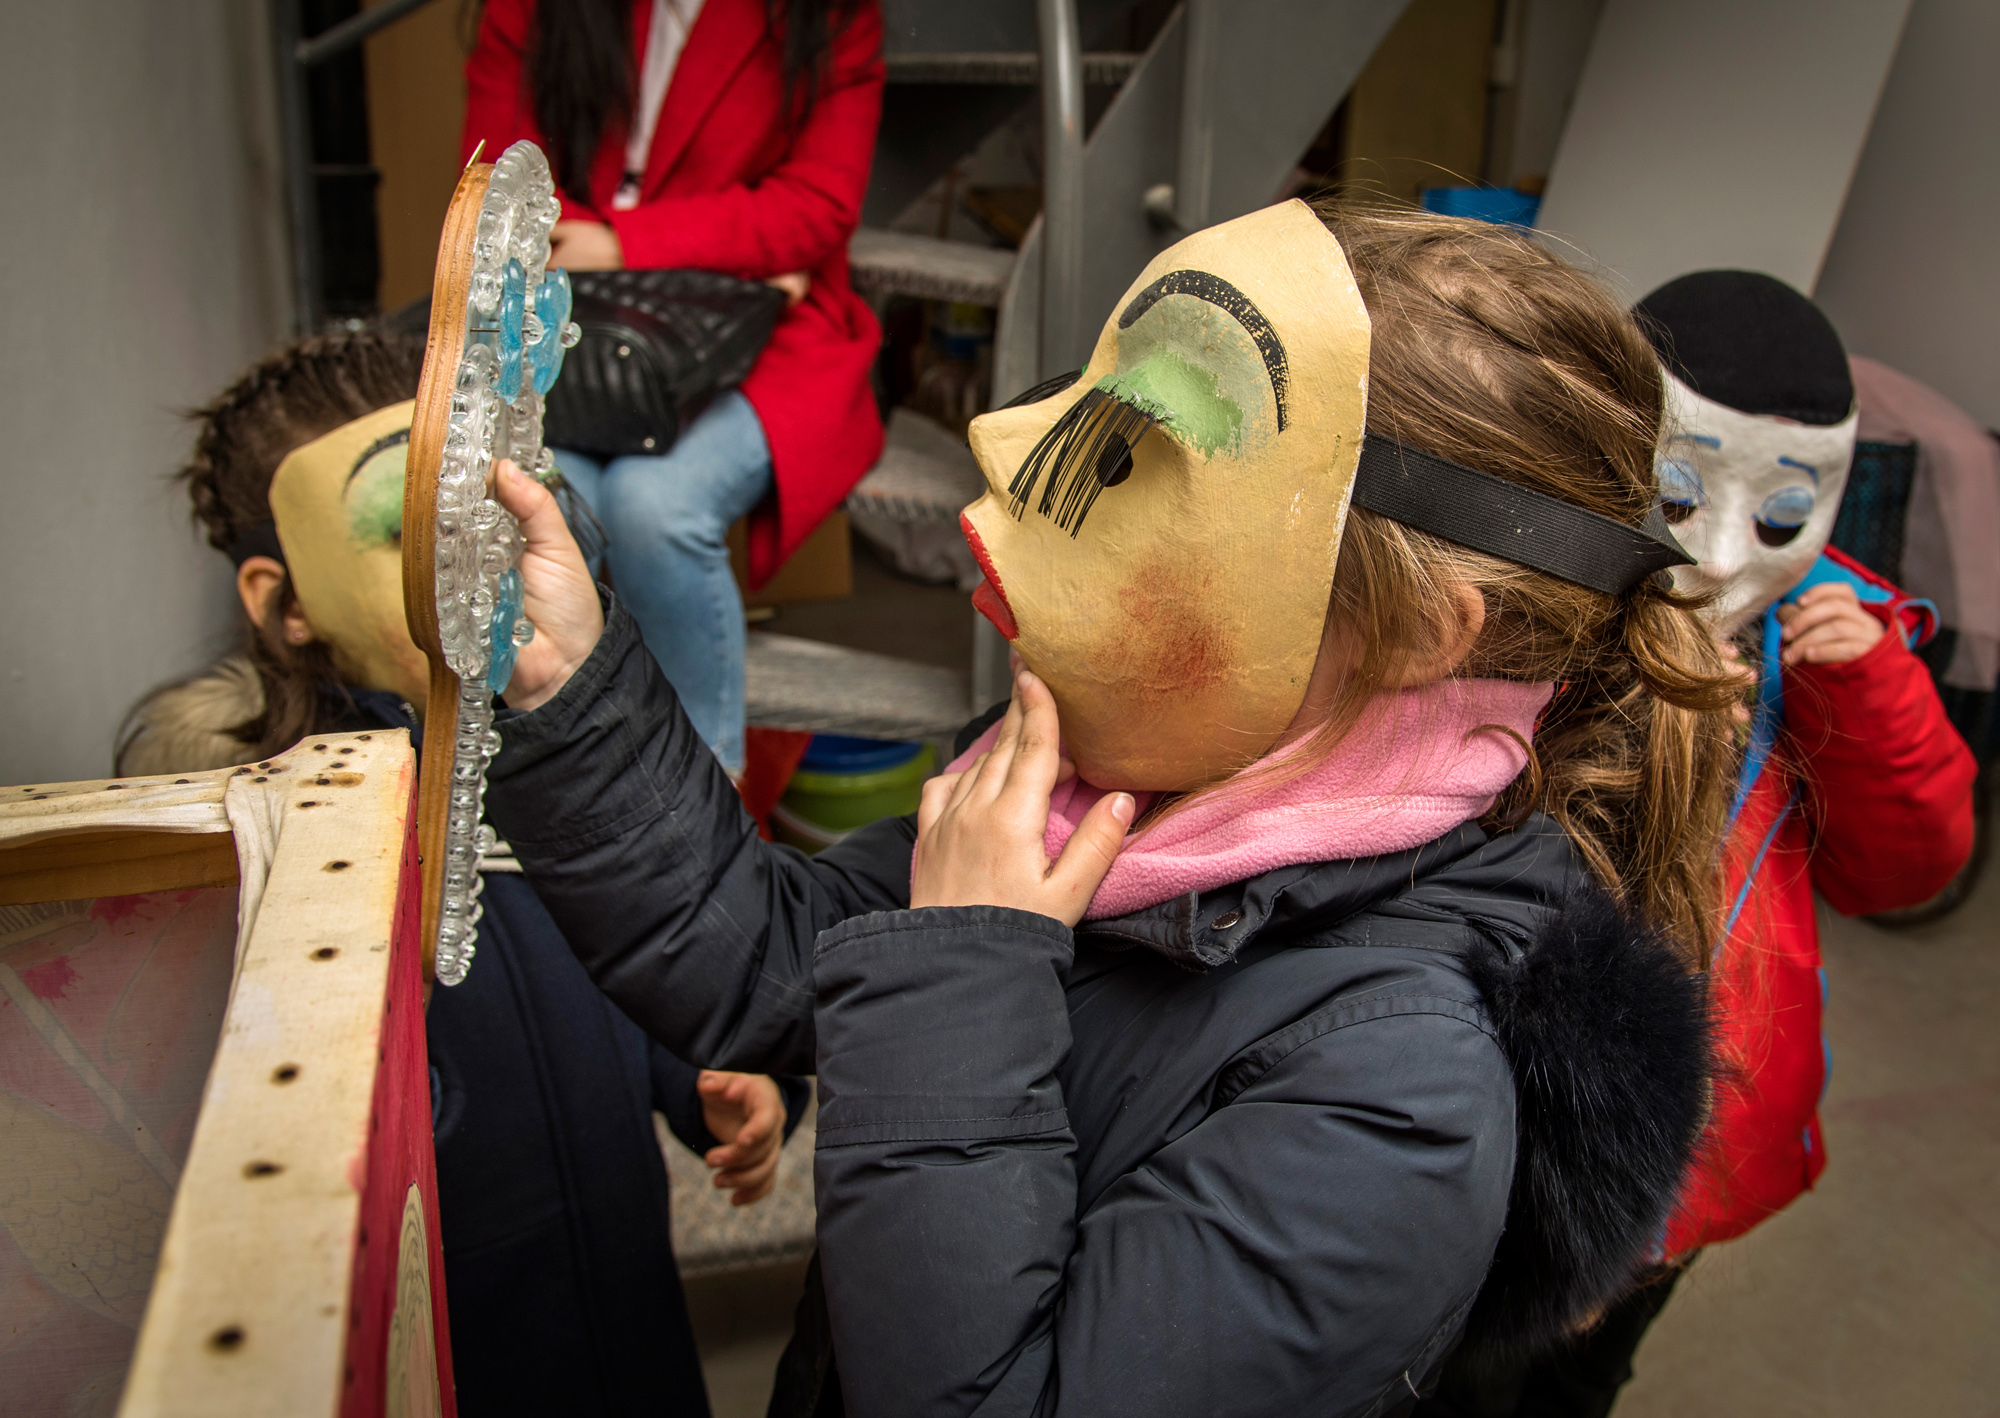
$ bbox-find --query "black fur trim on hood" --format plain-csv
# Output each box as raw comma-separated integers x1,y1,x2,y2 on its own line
1453,886,1710,1366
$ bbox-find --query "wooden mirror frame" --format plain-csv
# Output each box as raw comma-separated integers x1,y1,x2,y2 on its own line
402,158,493,983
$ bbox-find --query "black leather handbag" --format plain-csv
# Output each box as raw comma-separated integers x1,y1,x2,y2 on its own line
541,269,787,460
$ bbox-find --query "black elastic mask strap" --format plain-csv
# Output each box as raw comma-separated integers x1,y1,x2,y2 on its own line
227,519,287,569
1349,435,1693,595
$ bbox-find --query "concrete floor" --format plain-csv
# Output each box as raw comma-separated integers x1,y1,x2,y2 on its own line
1619,862,2000,1416
685,1258,811,1418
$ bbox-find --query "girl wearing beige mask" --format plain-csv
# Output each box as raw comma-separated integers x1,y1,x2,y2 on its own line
484,204,1739,1417
118,331,800,1416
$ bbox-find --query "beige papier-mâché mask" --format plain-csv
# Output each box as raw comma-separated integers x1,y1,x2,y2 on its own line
962,200,1370,791
268,401,431,708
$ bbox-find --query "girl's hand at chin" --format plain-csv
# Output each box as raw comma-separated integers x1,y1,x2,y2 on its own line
491,459,605,712
910,672,1133,928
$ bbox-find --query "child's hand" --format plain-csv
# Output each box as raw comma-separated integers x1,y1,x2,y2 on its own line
910,671,1133,928
1778,583,1884,667
697,1071,786,1206
492,459,605,711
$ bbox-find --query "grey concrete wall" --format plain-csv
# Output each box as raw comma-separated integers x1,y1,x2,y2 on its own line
1494,0,1602,187
1815,0,2000,428
0,1,291,785
1536,0,1912,303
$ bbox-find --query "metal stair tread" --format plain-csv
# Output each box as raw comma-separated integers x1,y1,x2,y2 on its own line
848,228,1016,306
846,408,986,526
884,51,1142,86
745,632,970,740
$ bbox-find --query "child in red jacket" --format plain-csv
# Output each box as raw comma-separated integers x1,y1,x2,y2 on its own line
1416,271,1977,1418
1639,273,1976,1270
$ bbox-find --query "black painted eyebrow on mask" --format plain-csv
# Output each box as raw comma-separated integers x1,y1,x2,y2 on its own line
345,428,414,489
1116,269,1290,432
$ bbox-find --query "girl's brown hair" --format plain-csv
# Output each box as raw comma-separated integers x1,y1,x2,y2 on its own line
1276,204,1740,964
124,330,424,767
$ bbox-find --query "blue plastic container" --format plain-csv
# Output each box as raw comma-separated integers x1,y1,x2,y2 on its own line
798,734,926,773
1421,186,1542,229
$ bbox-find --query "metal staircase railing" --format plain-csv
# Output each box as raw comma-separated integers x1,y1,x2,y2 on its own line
815,0,1421,733
272,0,443,336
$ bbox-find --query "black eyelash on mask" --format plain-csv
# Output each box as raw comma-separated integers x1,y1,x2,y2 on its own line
1006,386,1158,536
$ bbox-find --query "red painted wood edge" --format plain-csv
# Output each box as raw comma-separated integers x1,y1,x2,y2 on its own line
341,806,456,1417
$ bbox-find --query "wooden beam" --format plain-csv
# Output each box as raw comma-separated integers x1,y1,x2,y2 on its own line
0,827,237,905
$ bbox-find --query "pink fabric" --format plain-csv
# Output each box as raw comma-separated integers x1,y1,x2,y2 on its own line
1850,355,2000,690
945,678,1553,920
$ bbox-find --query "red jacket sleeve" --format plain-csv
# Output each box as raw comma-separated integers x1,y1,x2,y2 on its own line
1785,624,1978,915
606,6,884,276
462,0,607,223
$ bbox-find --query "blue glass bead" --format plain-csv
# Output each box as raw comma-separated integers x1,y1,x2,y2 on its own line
496,259,528,399
529,267,573,396
486,567,525,692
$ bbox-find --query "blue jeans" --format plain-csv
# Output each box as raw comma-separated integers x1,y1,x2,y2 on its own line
554,391,773,774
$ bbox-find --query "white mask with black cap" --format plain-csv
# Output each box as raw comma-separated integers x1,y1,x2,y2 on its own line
1635,271,1859,637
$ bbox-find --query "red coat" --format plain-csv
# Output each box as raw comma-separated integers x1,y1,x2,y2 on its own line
1663,554,1977,1257
464,0,886,587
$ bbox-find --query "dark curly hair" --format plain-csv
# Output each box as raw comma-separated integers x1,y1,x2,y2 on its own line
181,329,423,553
165,329,424,762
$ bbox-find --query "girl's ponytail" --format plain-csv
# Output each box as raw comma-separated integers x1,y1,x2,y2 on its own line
1293,204,1746,965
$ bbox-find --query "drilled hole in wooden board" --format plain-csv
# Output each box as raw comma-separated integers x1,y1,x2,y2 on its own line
272,1063,301,1083
242,1160,283,1179
324,860,351,872
208,1325,245,1353
315,777,330,786
312,743,328,750
298,801,318,809
311,947,338,961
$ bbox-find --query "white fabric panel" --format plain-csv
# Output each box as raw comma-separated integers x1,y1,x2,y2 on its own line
1815,0,2000,428
1536,0,1913,302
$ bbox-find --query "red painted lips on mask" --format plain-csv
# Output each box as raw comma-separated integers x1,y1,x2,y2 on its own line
960,513,1019,640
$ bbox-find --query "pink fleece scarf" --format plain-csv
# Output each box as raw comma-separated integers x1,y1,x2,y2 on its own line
944,678,1553,921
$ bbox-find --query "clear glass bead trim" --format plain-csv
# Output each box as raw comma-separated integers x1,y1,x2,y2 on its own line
432,140,579,986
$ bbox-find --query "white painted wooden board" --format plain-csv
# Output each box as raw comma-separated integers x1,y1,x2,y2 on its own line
106,732,428,1418
1536,0,1914,303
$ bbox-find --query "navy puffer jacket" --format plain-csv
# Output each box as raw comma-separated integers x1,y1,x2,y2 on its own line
486,593,1709,1418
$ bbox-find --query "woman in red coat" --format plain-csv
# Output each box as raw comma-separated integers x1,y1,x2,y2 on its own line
464,0,884,773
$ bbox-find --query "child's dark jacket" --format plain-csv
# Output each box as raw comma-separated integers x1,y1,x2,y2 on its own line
487,594,1712,1418
1663,550,1977,1256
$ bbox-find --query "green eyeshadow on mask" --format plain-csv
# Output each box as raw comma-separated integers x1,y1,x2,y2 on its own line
1097,351,1246,459
345,447,407,548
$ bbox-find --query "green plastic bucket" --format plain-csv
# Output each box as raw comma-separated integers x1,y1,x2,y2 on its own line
779,740,936,839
